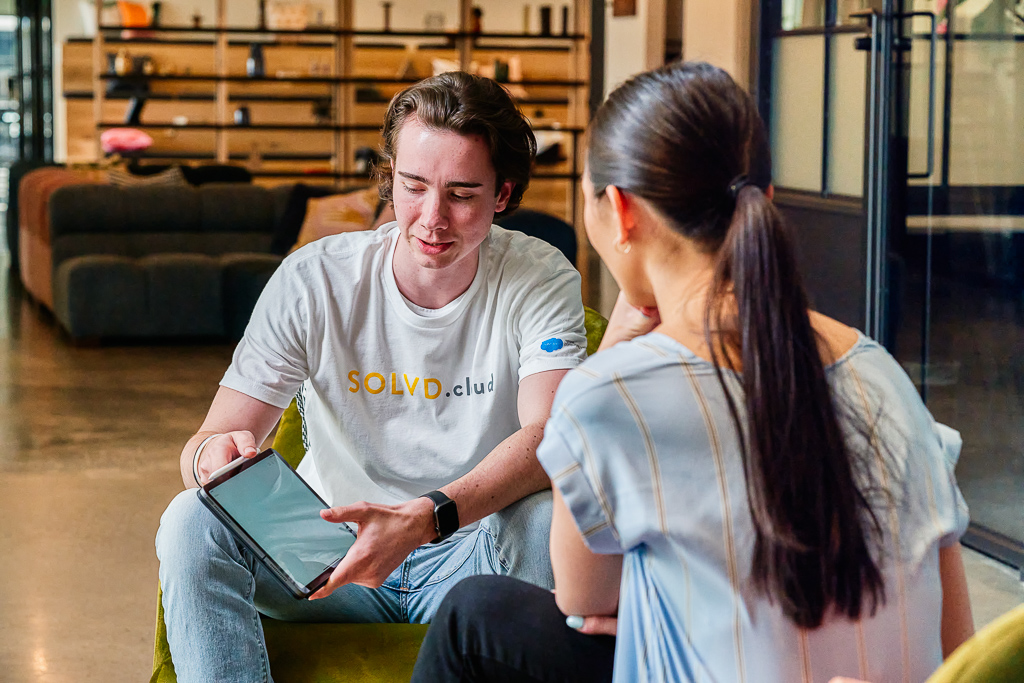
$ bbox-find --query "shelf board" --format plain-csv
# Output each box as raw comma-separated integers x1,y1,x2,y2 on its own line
132,151,334,161
97,122,381,131
99,24,340,36
96,25,586,40
96,73,586,87
66,91,570,106
96,121,580,134
64,90,215,101
99,73,341,83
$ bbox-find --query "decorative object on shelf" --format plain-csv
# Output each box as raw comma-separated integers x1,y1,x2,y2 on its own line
79,1,120,36
124,96,146,124
234,105,251,126
311,98,331,125
171,115,188,126
100,127,153,155
396,43,421,80
424,12,445,31
247,44,265,78
354,147,380,176
493,59,509,83
191,10,202,28
612,0,636,17
258,0,267,30
508,56,522,82
150,1,162,27
534,130,565,165
307,58,329,76
432,57,459,77
268,1,309,31
117,1,149,26
113,48,131,76
539,5,552,35
246,142,263,173
382,2,392,32
522,5,531,32
355,85,388,103
561,5,570,35
471,7,483,34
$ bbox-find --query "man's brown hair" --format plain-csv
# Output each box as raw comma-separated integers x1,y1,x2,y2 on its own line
375,72,536,216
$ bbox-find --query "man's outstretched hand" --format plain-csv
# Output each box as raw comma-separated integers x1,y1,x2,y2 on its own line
308,496,437,599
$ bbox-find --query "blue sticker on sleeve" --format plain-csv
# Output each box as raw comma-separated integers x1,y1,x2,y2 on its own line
541,338,565,352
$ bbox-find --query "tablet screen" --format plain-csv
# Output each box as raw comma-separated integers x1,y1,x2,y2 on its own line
207,454,356,588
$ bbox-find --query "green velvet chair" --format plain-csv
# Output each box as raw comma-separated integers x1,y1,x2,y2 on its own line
151,308,608,683
925,603,1024,683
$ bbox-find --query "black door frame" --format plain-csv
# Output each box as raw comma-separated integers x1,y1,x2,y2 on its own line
14,0,52,162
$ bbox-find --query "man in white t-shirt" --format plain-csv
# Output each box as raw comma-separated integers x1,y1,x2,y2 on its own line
155,71,587,681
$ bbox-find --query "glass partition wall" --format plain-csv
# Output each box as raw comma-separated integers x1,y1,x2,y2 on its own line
760,0,1024,571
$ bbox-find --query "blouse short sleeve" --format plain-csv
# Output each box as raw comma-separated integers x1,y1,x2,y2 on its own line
931,421,971,547
537,388,624,555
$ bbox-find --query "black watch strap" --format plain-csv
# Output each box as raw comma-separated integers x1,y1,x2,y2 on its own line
419,490,459,543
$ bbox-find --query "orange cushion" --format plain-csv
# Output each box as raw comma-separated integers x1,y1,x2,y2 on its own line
290,187,388,252
117,1,149,26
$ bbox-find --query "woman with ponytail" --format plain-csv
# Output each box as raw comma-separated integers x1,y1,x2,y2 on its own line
412,61,974,683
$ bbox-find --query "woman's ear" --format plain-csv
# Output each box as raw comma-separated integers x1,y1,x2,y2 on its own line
605,185,636,247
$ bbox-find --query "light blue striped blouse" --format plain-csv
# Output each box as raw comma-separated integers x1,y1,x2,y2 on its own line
537,332,969,683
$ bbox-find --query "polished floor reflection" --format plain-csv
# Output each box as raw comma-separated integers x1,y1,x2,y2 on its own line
0,251,1022,682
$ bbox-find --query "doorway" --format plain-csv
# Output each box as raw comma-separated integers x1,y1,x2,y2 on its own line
759,0,1024,571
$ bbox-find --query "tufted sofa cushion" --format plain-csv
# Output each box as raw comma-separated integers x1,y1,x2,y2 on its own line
43,183,283,340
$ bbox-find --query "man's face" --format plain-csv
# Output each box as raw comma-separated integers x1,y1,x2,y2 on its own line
391,117,513,273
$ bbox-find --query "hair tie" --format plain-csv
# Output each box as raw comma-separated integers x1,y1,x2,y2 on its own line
728,174,753,200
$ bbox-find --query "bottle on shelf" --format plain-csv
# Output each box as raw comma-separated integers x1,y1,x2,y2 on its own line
247,44,265,78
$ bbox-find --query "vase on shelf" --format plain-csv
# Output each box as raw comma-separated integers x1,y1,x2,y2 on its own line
246,44,265,78
539,6,552,35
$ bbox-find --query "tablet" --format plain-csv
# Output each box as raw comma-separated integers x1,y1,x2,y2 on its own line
197,448,357,599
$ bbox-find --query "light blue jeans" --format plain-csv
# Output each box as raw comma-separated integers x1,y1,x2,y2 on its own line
155,488,553,683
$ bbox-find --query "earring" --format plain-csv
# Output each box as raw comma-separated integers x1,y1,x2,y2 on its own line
615,241,632,255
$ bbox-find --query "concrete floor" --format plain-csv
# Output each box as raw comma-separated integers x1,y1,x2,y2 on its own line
0,262,1022,682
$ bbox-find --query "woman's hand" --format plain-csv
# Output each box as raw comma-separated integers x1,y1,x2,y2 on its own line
597,291,660,352
566,614,618,636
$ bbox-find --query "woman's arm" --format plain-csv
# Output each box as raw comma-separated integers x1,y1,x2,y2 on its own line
939,542,974,657
550,486,623,617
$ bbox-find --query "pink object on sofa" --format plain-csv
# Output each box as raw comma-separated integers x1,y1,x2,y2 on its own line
100,128,154,155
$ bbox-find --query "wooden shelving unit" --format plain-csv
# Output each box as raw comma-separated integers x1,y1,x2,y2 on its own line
64,0,593,296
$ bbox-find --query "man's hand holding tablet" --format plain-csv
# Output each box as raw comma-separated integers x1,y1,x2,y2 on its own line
192,430,261,487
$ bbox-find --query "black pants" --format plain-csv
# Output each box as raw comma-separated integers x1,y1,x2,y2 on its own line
411,575,616,683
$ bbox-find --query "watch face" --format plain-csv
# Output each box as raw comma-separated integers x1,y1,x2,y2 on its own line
435,499,459,538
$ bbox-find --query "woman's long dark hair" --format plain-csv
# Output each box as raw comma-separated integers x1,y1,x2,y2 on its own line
588,61,884,629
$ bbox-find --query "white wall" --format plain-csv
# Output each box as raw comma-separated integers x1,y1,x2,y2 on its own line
682,0,753,87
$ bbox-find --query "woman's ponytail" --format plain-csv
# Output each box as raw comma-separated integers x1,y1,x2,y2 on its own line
706,186,884,628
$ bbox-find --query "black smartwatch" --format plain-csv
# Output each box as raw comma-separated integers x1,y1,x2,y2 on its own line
419,490,459,544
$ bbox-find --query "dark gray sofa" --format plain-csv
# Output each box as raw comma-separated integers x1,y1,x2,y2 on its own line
47,183,289,341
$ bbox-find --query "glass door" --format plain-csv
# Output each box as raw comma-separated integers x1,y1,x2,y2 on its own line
761,0,1024,571
892,0,1024,568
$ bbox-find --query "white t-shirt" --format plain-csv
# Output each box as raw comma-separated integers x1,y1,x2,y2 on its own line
222,222,587,510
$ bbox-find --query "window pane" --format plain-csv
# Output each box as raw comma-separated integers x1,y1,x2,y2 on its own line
771,35,825,192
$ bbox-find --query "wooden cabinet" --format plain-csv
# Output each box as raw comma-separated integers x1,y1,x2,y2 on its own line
62,0,595,299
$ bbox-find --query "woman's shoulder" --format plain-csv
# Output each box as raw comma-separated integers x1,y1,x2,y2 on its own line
553,333,691,410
